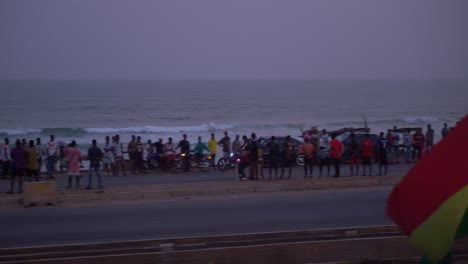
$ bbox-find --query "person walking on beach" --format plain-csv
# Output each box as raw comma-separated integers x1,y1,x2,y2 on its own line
425,124,434,152
24,140,40,182
7,141,25,194
208,133,217,170
298,138,315,178
378,132,389,176
63,141,82,189
219,131,231,158
177,134,191,172
46,135,57,180
267,136,279,180
330,135,344,178
112,135,126,176
361,134,374,176
348,133,360,176
2,138,11,178
280,135,294,179
103,136,115,176
86,139,103,189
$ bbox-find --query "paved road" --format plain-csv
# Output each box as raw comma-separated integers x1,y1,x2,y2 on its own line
1,186,393,248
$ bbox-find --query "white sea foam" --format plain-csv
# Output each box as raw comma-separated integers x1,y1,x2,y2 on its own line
0,128,42,135
403,116,439,124
84,122,235,134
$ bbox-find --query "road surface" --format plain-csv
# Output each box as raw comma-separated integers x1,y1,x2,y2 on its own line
1,186,393,248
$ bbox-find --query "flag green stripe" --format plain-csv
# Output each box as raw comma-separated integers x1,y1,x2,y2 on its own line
456,209,468,239
409,185,468,263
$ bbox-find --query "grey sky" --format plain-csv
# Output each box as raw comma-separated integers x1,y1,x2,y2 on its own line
0,0,467,79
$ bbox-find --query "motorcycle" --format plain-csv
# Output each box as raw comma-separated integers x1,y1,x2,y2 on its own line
217,152,242,172
174,152,211,172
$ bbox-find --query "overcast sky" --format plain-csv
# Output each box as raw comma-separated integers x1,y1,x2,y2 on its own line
0,0,467,80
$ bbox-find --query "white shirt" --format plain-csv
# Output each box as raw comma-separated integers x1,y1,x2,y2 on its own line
3,144,10,160
113,141,123,156
47,141,57,156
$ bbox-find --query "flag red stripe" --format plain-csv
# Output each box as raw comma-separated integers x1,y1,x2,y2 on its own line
387,115,468,235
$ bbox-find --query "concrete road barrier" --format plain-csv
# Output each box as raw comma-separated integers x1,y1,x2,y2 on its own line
1,225,467,264
0,175,403,208
22,181,57,207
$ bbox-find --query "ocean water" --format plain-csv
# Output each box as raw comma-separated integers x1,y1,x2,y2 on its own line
1,79,467,148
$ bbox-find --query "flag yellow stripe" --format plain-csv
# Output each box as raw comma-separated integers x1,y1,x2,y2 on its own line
410,185,468,263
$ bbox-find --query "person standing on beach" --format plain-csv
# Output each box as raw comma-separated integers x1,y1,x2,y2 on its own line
280,135,295,179
193,136,210,161
378,132,389,176
208,133,217,170
163,137,176,171
310,127,320,149
103,136,115,176
86,139,103,189
146,139,154,161
390,127,400,164
412,129,425,161
7,141,25,194
441,123,449,139
219,131,231,158
403,129,413,163
35,138,44,177
136,136,147,174
176,134,190,172
232,135,241,154
58,141,67,172
153,138,164,168
46,135,57,180
24,140,40,182
318,139,331,177
298,138,315,178
361,134,374,176
348,133,360,176
112,135,126,176
425,124,434,151
248,140,259,180
127,135,138,174
63,141,82,189
330,135,344,178
267,136,279,180
2,138,11,178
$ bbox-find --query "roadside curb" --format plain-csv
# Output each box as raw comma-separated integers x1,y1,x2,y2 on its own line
0,175,403,208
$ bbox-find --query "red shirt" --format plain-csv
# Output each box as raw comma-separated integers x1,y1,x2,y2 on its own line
330,139,343,158
361,138,374,158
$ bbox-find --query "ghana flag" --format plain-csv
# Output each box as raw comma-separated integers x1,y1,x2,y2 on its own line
387,115,468,263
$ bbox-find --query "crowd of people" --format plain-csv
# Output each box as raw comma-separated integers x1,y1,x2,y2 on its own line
0,122,456,193
1,135,104,193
